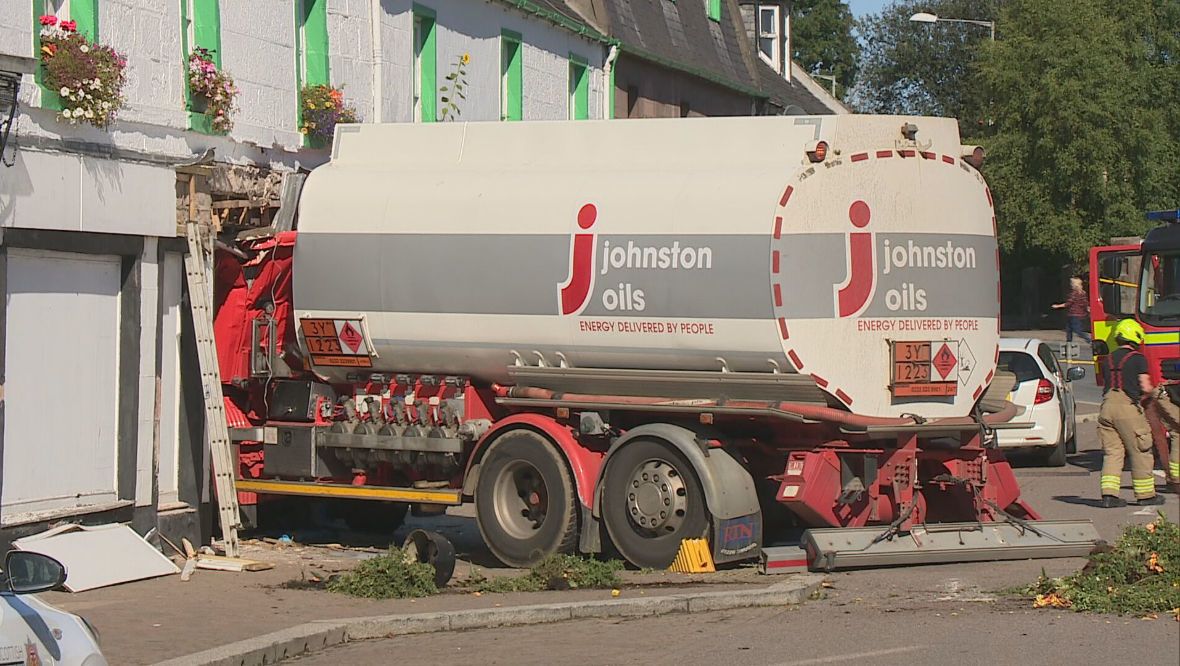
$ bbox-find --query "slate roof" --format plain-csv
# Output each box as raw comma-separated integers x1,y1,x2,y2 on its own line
756,60,843,115
585,0,763,95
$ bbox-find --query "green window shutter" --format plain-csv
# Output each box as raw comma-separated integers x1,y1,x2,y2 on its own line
501,30,522,121
73,0,99,41
569,55,588,120
299,0,329,87
183,0,223,134
413,5,436,123
708,0,721,22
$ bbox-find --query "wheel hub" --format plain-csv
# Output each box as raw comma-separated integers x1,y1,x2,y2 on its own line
491,460,549,540
626,460,687,534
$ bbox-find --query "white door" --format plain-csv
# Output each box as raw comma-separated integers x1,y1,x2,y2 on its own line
158,253,183,504
3,249,121,521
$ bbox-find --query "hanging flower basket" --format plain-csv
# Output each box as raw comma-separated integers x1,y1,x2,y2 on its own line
38,15,127,128
299,84,358,145
187,47,238,133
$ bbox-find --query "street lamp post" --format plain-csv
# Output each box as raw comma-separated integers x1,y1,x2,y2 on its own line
909,12,995,41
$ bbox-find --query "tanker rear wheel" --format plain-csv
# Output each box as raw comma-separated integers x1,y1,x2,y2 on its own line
601,439,710,569
475,430,578,568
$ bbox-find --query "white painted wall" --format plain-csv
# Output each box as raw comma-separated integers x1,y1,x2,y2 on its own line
379,0,607,122
0,150,176,237
221,1,302,149
2,249,121,522
0,4,32,59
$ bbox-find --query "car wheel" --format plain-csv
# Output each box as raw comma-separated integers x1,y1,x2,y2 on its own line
1044,435,1067,467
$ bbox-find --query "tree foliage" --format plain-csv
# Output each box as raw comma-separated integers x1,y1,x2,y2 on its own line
978,0,1180,265
790,0,860,97
850,0,999,132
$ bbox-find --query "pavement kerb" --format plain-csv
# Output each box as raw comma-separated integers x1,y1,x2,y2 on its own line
154,574,825,666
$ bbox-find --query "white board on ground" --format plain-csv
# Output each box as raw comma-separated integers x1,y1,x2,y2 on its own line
12,524,180,592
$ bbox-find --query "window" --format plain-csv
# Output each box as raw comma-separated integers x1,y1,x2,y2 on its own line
34,0,98,110
1140,251,1180,325
297,0,329,89
181,0,222,133
1037,344,1063,379
500,31,522,121
998,351,1044,384
568,55,588,120
758,5,780,72
1096,251,1140,320
412,6,436,123
296,0,329,142
707,0,721,22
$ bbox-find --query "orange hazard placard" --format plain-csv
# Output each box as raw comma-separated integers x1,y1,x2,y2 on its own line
301,318,372,368
891,340,958,398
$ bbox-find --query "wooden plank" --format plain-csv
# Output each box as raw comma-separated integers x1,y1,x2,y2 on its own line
211,199,280,210
195,555,274,572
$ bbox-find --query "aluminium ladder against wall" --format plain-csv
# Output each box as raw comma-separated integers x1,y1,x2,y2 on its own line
184,220,241,558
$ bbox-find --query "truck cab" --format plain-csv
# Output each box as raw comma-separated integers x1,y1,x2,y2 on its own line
1089,210,1180,386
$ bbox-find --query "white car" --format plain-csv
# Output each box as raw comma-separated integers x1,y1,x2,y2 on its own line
995,337,1084,466
0,551,105,666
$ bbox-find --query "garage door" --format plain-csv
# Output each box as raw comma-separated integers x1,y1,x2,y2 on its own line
3,248,121,521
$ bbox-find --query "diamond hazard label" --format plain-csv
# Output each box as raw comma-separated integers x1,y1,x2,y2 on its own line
933,343,957,380
338,322,363,353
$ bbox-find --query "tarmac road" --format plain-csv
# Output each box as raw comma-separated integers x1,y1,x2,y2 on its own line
290,420,1180,666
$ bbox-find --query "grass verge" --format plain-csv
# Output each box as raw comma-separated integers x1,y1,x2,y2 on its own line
467,555,624,593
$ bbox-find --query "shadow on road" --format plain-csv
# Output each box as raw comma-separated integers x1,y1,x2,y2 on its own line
1068,450,1102,472
1051,494,1107,508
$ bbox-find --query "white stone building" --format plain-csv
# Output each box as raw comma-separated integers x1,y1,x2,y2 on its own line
0,0,608,547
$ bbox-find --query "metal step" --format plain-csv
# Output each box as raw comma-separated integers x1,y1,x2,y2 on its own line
801,520,1100,571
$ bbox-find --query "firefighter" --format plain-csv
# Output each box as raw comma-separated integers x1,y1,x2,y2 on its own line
1150,383,1180,492
1097,319,1165,507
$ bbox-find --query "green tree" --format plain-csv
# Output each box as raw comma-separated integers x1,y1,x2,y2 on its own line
850,0,999,133
978,0,1180,267
791,0,859,97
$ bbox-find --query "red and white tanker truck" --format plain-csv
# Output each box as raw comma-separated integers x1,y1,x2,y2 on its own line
215,115,1096,570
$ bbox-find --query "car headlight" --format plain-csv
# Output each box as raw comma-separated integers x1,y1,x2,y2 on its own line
79,615,101,646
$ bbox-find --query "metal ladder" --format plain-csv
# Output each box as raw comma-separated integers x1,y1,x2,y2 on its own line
184,221,241,558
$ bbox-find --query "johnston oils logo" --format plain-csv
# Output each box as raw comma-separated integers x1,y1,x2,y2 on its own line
833,200,980,318
558,203,716,315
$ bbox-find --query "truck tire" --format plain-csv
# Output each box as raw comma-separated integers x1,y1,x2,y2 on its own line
475,429,579,568
601,439,710,569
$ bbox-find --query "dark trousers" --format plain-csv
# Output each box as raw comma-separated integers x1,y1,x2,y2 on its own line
1066,316,1091,343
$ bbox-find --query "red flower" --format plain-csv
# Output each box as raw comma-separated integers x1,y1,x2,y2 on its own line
39,15,58,27
60,20,77,32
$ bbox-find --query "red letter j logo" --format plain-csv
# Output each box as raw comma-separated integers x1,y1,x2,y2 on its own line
836,200,874,317
559,203,597,315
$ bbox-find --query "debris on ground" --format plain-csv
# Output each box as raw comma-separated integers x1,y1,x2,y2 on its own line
465,555,624,593
326,547,439,599
1020,513,1179,617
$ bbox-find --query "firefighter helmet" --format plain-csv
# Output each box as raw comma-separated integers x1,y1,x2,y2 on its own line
1114,318,1146,346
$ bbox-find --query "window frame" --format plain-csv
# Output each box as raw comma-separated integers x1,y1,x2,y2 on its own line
180,0,223,134
757,5,781,73
34,0,98,111
296,0,330,144
707,0,722,23
412,5,437,123
568,53,588,120
500,30,522,121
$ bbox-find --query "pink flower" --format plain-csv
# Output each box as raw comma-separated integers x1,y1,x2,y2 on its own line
60,20,77,32
39,15,58,27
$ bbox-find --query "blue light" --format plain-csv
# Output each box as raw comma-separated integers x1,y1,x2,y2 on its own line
1146,209,1180,222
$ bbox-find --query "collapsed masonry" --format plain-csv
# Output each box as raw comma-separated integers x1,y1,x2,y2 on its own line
175,163,305,237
